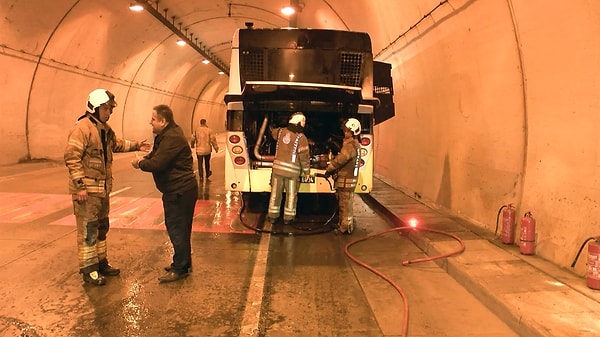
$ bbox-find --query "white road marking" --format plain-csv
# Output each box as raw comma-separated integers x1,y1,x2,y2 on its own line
239,222,271,336
110,187,131,196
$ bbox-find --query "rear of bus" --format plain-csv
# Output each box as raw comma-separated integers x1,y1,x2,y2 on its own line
224,27,378,194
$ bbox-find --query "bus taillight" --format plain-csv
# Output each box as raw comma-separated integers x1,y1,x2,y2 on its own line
229,135,241,144
360,137,371,146
234,157,246,165
232,146,244,154
358,158,365,167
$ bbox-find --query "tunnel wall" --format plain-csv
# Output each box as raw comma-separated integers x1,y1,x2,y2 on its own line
0,1,227,165
373,0,600,271
1,0,599,272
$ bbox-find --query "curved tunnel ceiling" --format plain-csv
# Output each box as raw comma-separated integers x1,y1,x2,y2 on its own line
7,0,600,271
2,0,421,164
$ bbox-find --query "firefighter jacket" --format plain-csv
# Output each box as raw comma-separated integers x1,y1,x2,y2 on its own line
65,113,141,195
138,123,197,195
271,124,310,178
192,125,218,155
326,137,361,191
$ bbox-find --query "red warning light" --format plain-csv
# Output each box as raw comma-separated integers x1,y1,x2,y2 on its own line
408,217,418,228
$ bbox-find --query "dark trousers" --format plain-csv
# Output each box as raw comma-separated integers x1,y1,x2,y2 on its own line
196,154,212,178
162,187,198,274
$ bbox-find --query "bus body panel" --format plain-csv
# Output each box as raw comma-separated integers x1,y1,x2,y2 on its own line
224,28,377,195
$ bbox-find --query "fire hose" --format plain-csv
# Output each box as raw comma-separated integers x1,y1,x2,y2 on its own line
345,197,466,337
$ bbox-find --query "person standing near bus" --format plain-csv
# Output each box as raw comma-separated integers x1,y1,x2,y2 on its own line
132,104,198,283
191,119,219,181
64,88,149,286
324,118,362,234
267,112,311,225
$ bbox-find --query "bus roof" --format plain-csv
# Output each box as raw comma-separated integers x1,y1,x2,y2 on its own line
233,27,372,52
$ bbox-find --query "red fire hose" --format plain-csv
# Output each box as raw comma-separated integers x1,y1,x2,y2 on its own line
344,225,465,337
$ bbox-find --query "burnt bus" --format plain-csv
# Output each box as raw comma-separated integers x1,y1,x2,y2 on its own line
224,27,379,194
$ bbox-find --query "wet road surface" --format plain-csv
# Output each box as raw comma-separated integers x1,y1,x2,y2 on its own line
0,141,518,336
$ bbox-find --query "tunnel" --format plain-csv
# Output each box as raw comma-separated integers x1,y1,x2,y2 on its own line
2,0,600,289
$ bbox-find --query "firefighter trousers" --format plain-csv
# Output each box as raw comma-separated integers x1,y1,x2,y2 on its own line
72,194,111,274
268,174,299,222
337,190,355,232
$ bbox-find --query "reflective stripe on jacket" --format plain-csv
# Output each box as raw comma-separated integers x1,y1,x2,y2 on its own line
271,126,310,178
326,137,361,191
64,113,139,195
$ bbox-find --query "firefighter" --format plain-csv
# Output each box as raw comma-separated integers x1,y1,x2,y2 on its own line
190,118,219,182
267,112,311,225
325,118,362,234
64,88,149,286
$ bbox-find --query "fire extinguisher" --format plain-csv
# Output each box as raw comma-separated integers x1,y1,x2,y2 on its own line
519,212,535,255
571,236,600,290
495,204,516,244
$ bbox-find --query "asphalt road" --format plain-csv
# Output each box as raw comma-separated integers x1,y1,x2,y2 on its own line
0,144,518,336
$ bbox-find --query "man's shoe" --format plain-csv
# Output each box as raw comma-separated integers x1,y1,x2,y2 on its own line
267,217,279,224
206,171,212,178
99,264,120,276
82,271,106,286
284,218,295,225
158,271,188,283
164,266,193,273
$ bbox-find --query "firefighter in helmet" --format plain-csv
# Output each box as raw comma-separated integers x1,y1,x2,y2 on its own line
64,89,150,285
267,112,311,224
325,118,362,234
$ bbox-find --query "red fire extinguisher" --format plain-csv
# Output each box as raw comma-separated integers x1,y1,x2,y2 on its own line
519,212,535,255
495,204,516,244
571,236,600,290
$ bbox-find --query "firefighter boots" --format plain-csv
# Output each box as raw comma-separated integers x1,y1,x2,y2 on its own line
82,270,106,286
99,259,121,276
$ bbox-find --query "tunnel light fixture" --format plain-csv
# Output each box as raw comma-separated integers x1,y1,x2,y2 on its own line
280,1,304,28
134,0,229,75
129,2,144,12
202,59,210,64
281,6,296,16
218,71,225,75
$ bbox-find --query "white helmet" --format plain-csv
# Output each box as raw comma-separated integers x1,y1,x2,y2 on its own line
86,88,117,113
288,112,306,127
345,118,361,136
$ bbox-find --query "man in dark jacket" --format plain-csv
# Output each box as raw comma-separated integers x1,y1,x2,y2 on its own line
132,104,198,283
